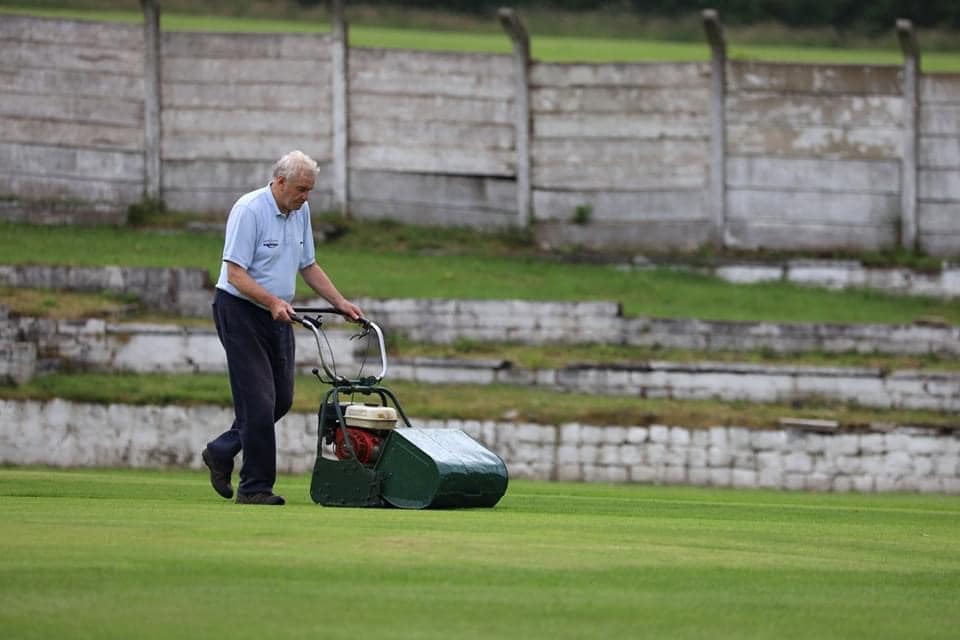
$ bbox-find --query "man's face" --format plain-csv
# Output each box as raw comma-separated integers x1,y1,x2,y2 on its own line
274,171,315,214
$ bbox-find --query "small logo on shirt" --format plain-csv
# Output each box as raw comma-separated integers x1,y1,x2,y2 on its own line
263,240,279,248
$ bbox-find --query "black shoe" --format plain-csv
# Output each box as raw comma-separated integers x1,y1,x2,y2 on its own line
201,448,233,500
236,492,286,506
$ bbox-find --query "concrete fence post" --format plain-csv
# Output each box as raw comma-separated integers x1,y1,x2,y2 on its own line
702,9,727,249
896,19,920,252
498,7,532,227
330,0,350,216
141,0,162,203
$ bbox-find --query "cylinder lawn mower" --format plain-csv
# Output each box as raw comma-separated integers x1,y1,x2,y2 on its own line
292,308,509,509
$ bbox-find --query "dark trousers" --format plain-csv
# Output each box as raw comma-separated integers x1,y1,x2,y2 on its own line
207,289,295,495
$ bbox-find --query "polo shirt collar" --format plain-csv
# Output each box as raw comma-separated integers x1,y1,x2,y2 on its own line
267,181,299,218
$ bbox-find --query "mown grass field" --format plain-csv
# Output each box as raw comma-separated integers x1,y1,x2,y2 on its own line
2,4,960,70
1,467,959,640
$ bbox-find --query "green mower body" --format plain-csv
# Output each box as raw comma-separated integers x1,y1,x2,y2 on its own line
310,424,509,509
294,309,509,510
308,390,508,509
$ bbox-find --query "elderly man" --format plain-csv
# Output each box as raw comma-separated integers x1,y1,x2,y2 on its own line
202,150,362,505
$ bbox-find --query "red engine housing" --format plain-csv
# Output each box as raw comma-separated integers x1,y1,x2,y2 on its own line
334,427,383,465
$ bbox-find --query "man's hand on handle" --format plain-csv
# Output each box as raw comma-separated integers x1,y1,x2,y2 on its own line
334,299,363,322
268,298,297,323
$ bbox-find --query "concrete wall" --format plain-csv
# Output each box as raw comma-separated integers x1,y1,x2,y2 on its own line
0,16,145,222
918,74,960,255
530,62,711,250
2,12,960,256
348,48,518,227
159,31,335,214
724,62,903,251
2,399,957,493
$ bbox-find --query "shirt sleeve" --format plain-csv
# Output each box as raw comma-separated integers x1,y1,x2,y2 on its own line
299,206,317,270
222,204,257,270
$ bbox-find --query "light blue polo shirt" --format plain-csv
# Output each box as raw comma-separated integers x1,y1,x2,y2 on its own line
216,183,316,304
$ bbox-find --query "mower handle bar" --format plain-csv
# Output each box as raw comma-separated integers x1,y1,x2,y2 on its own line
290,307,387,383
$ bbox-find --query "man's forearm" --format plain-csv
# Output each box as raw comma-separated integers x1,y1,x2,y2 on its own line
226,261,295,321
301,263,361,320
227,262,279,307
301,263,345,305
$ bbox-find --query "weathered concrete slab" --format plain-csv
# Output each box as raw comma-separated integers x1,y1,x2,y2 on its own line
728,61,901,94
920,168,960,200
532,86,709,114
920,136,960,168
0,174,142,204
727,189,899,225
0,67,145,100
3,39,143,74
350,47,513,99
728,92,901,127
351,93,515,124
162,57,327,84
162,108,330,138
920,74,960,102
348,169,516,227
534,219,711,252
726,124,901,159
726,156,900,193
724,219,896,252
162,31,331,59
161,134,331,163
0,142,143,182
532,189,706,222
531,62,709,88
162,81,328,110
920,103,960,135
535,112,707,139
0,118,144,152
0,14,142,48
0,93,143,127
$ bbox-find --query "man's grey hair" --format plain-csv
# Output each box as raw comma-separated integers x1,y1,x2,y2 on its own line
272,150,319,180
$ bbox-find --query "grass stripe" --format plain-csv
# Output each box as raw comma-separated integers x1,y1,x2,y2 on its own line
1,468,958,640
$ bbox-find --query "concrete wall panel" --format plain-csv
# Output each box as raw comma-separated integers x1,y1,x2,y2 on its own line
919,136,960,168
917,74,960,256
920,74,960,102
350,48,513,99
727,157,900,193
729,61,901,95
728,189,899,225
1,67,145,101
726,221,895,251
349,170,516,228
162,31,331,59
531,62,709,88
727,93,902,127
530,60,710,242
0,15,142,48
533,189,705,222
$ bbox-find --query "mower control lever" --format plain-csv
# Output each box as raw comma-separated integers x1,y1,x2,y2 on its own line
292,307,388,384
290,306,370,329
